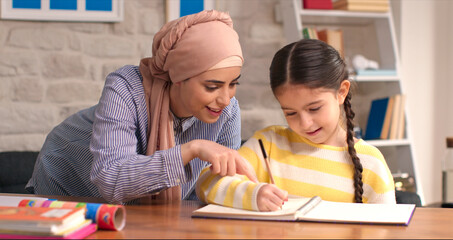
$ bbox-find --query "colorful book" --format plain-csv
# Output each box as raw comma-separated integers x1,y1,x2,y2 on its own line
0,222,97,239
18,199,126,231
0,206,87,235
380,95,394,139
0,196,126,231
389,94,402,139
396,94,406,139
302,27,319,40
333,0,389,12
192,196,416,225
303,0,333,9
364,97,390,140
317,29,344,58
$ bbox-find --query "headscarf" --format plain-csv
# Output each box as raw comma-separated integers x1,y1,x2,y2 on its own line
138,10,243,201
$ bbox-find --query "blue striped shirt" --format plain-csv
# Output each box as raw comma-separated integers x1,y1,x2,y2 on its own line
26,65,242,204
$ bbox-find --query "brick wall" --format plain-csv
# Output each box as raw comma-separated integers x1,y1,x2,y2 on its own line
0,0,286,151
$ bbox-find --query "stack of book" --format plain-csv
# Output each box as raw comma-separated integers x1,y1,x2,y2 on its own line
0,206,96,239
0,196,127,239
364,94,406,140
302,27,344,58
332,0,390,12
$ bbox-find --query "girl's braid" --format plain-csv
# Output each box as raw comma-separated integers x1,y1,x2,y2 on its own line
343,92,363,203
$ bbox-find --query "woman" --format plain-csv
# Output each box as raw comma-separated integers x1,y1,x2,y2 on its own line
26,10,256,204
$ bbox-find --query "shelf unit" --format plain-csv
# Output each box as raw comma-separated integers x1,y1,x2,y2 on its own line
279,0,424,204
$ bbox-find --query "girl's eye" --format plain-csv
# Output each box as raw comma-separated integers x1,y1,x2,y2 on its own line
285,112,296,117
309,106,321,112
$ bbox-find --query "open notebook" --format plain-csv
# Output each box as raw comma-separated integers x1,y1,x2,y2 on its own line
192,196,416,225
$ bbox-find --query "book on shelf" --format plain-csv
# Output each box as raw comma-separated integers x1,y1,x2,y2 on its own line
388,94,407,140
317,29,344,58
365,94,405,140
380,95,395,139
333,0,389,12
192,196,416,225
303,0,333,10
394,94,406,139
0,206,97,239
364,97,389,140
302,27,319,40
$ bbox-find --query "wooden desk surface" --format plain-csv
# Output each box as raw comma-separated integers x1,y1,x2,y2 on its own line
2,194,453,239
93,201,453,239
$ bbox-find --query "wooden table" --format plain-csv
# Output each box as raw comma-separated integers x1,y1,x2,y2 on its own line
93,201,453,239
2,194,453,239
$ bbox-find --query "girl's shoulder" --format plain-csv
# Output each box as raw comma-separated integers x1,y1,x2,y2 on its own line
354,139,386,161
252,125,297,142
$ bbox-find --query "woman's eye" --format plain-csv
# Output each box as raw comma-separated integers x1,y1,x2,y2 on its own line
285,112,296,117
229,82,240,87
205,85,218,91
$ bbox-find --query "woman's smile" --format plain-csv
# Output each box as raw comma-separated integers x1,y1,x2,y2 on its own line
206,106,223,117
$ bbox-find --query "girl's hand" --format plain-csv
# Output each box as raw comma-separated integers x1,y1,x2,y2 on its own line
181,140,258,183
257,184,288,211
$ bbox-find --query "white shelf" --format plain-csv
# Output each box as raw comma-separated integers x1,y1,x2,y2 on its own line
300,9,390,19
366,139,410,147
279,0,424,205
353,75,400,82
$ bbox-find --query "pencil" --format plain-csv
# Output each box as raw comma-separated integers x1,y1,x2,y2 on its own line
258,139,275,184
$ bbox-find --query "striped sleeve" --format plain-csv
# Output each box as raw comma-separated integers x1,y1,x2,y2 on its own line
195,130,272,211
90,69,188,204
196,167,265,211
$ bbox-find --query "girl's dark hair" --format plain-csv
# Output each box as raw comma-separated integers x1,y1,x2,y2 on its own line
270,39,363,203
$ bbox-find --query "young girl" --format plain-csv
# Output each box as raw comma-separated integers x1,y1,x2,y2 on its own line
196,39,396,211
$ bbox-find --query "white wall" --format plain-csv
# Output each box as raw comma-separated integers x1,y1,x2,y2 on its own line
399,0,453,205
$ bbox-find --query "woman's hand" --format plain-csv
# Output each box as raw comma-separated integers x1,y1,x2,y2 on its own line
181,139,258,182
257,184,288,211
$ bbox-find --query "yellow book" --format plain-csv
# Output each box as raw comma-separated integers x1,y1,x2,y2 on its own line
389,94,401,140
333,0,389,12
380,95,395,139
396,94,406,139
317,29,344,58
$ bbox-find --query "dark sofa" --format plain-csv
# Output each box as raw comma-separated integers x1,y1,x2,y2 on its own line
0,151,39,193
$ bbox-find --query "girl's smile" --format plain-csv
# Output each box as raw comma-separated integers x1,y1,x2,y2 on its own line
274,81,350,147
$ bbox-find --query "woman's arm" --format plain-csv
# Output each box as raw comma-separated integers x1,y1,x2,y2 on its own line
90,68,188,204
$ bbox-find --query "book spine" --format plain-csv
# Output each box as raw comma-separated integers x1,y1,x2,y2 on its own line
18,200,125,231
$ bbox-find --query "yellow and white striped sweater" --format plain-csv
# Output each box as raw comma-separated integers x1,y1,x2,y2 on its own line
196,125,396,211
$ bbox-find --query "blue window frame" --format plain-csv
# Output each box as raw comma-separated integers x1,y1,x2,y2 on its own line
166,0,215,22
86,0,112,11
50,0,77,10
2,0,123,22
180,0,203,17
12,0,41,9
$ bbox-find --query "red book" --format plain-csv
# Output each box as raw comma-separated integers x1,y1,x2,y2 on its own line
303,0,333,9
0,206,88,236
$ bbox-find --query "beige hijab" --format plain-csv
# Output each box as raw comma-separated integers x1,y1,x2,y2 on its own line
138,10,243,201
